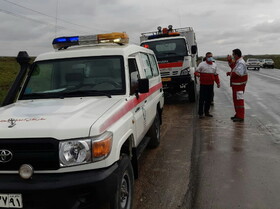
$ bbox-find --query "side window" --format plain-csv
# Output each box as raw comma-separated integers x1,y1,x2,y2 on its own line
128,58,139,95
140,53,153,79
148,54,159,77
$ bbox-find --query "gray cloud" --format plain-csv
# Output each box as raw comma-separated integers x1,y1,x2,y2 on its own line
0,0,280,56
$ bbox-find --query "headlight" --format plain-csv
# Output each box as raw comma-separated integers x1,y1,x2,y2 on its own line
181,68,190,75
59,131,113,167
59,139,91,167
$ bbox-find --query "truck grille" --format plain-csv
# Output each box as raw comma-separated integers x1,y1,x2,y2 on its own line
161,72,170,77
172,71,179,76
0,138,59,171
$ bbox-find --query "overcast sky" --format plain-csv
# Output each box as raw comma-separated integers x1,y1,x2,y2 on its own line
0,0,280,57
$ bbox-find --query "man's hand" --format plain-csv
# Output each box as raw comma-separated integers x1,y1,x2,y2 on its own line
227,55,232,63
217,83,220,88
226,72,231,76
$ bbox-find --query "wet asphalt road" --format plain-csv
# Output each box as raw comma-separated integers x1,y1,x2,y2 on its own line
133,94,195,209
193,62,280,209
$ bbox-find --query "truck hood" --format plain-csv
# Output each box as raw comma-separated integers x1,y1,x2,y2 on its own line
0,97,121,139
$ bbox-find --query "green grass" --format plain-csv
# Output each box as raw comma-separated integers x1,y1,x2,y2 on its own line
0,57,36,105
0,57,20,105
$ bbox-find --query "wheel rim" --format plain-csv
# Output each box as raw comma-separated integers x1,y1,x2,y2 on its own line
120,172,131,209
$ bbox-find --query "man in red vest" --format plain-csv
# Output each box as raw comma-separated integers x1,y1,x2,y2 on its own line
227,49,248,122
195,52,220,118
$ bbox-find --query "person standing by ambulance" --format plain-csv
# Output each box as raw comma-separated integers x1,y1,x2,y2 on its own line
195,52,220,118
227,48,248,122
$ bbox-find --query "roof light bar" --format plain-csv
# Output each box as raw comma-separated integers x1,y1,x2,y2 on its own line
52,32,129,49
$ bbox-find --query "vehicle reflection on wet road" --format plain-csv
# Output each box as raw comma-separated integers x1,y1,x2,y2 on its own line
194,61,280,209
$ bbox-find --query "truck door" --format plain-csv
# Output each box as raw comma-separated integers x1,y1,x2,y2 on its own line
139,53,159,131
128,58,146,146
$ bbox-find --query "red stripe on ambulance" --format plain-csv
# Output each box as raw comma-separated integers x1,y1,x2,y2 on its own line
100,83,162,132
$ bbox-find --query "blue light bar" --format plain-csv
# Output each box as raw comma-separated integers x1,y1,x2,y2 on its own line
52,36,79,49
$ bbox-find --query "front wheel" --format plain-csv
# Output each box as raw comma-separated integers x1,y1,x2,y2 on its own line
110,155,134,209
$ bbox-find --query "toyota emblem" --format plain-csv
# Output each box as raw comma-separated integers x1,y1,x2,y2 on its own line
0,150,13,163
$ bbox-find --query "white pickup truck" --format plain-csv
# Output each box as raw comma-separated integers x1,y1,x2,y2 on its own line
0,32,164,209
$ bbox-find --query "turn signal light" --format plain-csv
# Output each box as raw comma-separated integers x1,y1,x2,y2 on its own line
92,135,112,159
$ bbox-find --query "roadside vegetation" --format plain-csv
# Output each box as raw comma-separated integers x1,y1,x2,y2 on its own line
0,57,20,105
217,54,280,69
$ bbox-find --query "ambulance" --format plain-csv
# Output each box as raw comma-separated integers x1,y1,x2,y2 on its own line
140,25,198,102
0,32,164,209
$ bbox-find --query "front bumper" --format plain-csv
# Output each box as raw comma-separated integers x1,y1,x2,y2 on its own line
0,163,119,209
162,75,192,88
246,64,260,68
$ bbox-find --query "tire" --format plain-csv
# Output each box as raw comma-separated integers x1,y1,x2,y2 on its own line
188,80,196,103
110,155,134,209
147,111,161,149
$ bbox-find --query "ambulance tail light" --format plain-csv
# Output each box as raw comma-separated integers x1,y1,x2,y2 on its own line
52,32,129,49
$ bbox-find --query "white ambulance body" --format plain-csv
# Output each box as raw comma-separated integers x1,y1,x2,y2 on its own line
0,32,164,209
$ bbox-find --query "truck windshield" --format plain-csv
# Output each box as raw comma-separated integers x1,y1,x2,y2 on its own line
20,56,125,100
142,38,188,59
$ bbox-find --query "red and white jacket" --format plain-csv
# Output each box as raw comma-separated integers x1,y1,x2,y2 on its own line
228,58,248,87
195,61,220,85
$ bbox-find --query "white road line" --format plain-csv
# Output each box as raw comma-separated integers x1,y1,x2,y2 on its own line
254,72,280,81
257,101,268,110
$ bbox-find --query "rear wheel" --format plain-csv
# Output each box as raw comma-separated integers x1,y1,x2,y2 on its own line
147,111,161,149
110,155,134,209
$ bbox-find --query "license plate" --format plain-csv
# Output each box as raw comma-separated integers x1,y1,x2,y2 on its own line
162,77,171,82
0,194,23,208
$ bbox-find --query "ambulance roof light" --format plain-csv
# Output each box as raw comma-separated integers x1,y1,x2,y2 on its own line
52,32,129,50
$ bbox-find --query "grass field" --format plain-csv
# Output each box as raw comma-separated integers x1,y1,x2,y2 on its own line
0,57,20,105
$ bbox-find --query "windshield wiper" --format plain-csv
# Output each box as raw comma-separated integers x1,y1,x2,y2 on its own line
61,90,112,98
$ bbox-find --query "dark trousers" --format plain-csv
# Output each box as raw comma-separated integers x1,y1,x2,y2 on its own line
198,84,214,115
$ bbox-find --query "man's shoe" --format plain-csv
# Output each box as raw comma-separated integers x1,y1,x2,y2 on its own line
205,113,213,117
199,115,204,119
231,115,237,120
232,117,244,122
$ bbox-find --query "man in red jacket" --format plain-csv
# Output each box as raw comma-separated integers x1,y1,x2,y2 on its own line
195,52,220,118
227,49,248,122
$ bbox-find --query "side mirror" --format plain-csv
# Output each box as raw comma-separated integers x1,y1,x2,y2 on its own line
191,45,197,55
138,78,149,94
